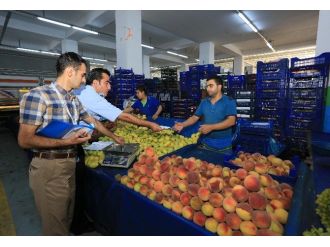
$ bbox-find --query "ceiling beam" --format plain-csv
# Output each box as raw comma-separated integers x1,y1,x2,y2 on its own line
0,11,12,44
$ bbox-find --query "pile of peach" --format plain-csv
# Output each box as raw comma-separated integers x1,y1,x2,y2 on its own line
230,151,295,177
118,147,294,236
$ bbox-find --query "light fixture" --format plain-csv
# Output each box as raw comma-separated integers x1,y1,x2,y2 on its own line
90,62,105,66
141,44,154,49
17,47,40,53
37,17,71,28
166,51,188,59
195,59,200,62
82,56,107,62
72,26,98,35
237,11,258,33
41,51,60,56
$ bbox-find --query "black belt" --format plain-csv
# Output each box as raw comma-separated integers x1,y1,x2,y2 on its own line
33,152,77,159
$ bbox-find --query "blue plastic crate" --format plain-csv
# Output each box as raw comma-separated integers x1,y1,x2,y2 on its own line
286,127,310,139
291,52,330,68
235,98,255,107
255,98,286,108
288,88,324,99
287,107,323,120
256,89,286,99
289,77,325,89
256,80,287,89
257,59,289,72
288,98,324,108
238,119,273,135
257,70,288,81
233,90,255,99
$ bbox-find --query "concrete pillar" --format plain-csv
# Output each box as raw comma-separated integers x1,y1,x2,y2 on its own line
199,42,214,65
143,55,150,78
115,10,143,74
233,56,244,75
316,10,330,133
61,39,78,54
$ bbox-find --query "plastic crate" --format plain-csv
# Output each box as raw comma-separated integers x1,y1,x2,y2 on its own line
256,79,287,89
287,107,323,119
238,119,273,136
288,88,324,99
289,77,325,89
257,59,289,72
236,98,255,107
233,90,255,99
256,98,286,108
256,89,286,99
288,98,324,108
291,52,330,68
286,127,310,139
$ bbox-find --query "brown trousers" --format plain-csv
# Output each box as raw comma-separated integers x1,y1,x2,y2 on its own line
29,157,76,235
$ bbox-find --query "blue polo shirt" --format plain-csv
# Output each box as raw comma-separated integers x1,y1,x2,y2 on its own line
195,95,237,149
132,96,160,118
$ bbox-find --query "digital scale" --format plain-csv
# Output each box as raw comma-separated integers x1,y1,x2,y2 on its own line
102,143,140,168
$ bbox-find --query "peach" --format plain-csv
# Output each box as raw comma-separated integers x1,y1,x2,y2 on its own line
279,198,291,210
133,162,141,171
279,183,293,191
169,175,180,187
233,231,243,236
146,167,154,177
274,208,288,224
160,162,170,173
178,180,188,192
160,172,170,184
180,192,192,206
264,187,280,200
209,193,224,208
187,171,200,184
260,174,273,187
236,203,253,221
201,202,214,217
225,213,242,230
147,190,156,200
223,196,237,213
144,147,155,157
138,164,147,175
126,181,135,189
213,207,226,223
229,176,241,187
266,204,274,214
243,161,255,171
207,177,223,193
152,169,161,181
282,188,294,200
182,206,194,220
248,192,267,210
222,167,231,177
248,171,260,179
139,185,149,196
171,189,181,201
252,210,271,228
223,187,233,198
138,154,148,163
268,168,279,176
139,176,149,185
240,221,257,236
205,218,218,233
270,199,284,210
190,196,203,211
188,184,200,197
161,184,173,196
172,201,183,214
244,175,261,192
257,229,280,236
232,185,249,202
254,163,269,174
120,175,129,185
155,193,164,204
153,181,164,193
184,158,197,171
133,174,142,183
193,211,207,227
198,187,211,201
176,166,188,179
169,166,178,176
146,178,155,189
162,199,172,210
211,166,222,177
269,220,284,235
217,223,233,236
133,183,142,192
236,168,248,180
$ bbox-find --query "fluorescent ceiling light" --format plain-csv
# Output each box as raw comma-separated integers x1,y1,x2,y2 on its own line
237,12,258,33
37,17,71,28
90,62,104,66
17,47,40,53
265,42,276,52
41,51,60,56
82,56,107,62
195,59,200,62
166,51,188,59
72,26,98,35
141,44,154,49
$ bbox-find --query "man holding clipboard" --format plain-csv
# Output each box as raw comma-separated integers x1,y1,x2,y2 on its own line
18,52,123,235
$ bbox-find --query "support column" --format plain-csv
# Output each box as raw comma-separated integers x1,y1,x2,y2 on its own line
316,10,330,133
61,39,78,54
233,56,244,75
115,10,142,74
143,55,150,78
199,42,214,65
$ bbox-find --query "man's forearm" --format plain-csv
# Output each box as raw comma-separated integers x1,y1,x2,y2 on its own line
182,116,199,128
211,117,236,131
154,105,162,117
18,135,69,149
118,113,152,128
93,119,118,139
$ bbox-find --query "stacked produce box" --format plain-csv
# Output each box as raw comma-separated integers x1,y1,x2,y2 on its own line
255,59,289,142
171,99,197,119
286,53,330,155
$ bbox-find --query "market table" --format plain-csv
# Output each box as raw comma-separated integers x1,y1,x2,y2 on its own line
83,144,313,236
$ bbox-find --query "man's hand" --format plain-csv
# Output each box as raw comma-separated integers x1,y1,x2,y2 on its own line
149,122,162,132
65,129,91,145
198,124,214,135
113,135,125,145
152,114,159,120
173,122,184,133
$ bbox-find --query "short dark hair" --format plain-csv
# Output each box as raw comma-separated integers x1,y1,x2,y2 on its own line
206,75,223,86
136,85,147,95
56,52,87,77
86,68,111,85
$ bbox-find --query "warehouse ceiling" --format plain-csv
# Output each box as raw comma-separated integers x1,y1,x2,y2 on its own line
0,10,319,68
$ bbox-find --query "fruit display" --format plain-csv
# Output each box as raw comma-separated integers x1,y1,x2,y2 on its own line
84,150,105,168
99,121,201,156
116,147,294,236
230,151,295,177
303,188,330,236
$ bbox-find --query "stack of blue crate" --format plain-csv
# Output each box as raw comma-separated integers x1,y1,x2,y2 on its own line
134,74,145,90
171,98,197,119
233,90,255,120
110,68,135,109
227,75,246,97
255,59,289,141
286,53,330,155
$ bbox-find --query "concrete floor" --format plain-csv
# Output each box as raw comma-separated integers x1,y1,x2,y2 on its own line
0,127,101,236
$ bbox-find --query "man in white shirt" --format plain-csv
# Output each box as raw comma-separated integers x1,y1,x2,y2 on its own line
74,68,162,132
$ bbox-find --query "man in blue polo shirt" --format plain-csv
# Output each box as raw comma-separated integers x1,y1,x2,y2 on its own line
173,76,237,152
124,85,162,120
